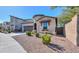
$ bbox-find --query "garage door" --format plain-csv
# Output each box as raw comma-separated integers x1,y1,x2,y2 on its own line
24,26,33,32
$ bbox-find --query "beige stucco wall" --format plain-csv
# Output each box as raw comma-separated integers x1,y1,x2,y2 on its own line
36,17,56,34
65,15,77,45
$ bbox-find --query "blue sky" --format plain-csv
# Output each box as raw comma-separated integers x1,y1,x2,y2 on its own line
0,6,63,23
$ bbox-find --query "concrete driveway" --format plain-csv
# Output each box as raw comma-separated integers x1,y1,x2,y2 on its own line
0,33,26,53
6,32,25,37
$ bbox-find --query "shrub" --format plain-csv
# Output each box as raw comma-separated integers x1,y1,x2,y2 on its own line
6,29,12,33
26,31,32,36
31,31,36,35
42,34,51,45
36,33,40,38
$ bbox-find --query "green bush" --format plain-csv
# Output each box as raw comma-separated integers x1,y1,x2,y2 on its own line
31,31,36,35
36,33,40,38
6,29,12,33
26,31,32,36
42,34,51,45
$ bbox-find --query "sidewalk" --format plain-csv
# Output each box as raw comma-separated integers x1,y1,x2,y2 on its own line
0,33,26,53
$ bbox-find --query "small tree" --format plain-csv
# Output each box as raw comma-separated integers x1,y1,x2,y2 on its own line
51,6,79,26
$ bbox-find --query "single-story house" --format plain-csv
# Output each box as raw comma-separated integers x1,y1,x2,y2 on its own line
33,15,57,34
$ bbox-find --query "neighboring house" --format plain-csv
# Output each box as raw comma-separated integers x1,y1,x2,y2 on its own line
2,22,11,31
10,16,33,32
33,15,57,34
0,23,2,32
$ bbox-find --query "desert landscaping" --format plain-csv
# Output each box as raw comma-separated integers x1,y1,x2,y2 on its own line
13,33,79,53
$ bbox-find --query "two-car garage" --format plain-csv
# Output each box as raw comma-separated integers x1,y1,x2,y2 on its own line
22,23,34,32
23,26,33,32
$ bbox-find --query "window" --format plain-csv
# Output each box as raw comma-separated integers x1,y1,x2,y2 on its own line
42,21,48,30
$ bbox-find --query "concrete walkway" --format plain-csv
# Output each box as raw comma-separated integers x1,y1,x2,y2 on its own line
0,33,26,53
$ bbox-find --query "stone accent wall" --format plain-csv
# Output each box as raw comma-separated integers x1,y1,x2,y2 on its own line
65,15,78,45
